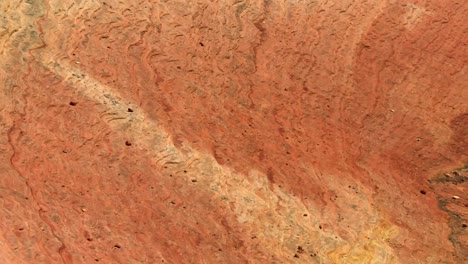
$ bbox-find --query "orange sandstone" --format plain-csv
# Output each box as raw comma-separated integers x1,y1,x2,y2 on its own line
0,0,466,263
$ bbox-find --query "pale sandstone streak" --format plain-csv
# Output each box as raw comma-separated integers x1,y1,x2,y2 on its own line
43,55,399,263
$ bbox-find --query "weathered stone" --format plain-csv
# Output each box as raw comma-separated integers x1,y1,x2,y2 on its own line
0,0,466,263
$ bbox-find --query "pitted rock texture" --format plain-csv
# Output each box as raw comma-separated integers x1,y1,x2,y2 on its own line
0,0,467,263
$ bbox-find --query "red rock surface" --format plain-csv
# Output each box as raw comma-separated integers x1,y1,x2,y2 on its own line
0,0,467,263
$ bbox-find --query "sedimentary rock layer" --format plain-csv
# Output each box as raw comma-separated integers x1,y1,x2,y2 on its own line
0,0,466,263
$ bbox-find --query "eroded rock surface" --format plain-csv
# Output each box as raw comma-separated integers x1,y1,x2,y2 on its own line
0,0,466,263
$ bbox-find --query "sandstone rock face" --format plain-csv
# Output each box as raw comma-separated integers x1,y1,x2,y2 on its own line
0,0,466,263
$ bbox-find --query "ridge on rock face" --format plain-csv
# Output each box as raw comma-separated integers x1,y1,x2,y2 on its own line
0,0,467,263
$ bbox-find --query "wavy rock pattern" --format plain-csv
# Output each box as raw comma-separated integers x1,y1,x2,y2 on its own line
0,0,466,263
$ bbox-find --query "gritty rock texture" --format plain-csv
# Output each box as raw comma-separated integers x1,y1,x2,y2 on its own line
0,0,467,263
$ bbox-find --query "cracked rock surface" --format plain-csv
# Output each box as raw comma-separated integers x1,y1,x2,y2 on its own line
0,0,466,263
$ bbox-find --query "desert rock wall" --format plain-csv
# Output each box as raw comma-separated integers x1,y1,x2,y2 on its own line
0,0,466,263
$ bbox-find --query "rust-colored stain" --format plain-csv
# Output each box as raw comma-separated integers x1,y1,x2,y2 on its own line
0,0,466,263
